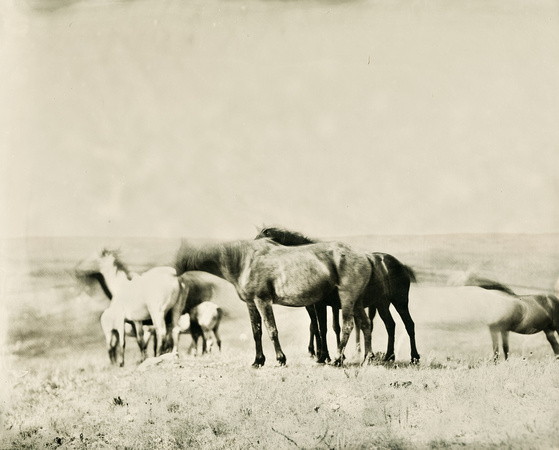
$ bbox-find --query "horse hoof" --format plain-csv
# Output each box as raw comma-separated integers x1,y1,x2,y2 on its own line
252,356,266,368
332,357,345,367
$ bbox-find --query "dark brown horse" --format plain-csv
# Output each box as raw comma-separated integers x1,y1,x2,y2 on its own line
255,227,420,364
175,238,374,367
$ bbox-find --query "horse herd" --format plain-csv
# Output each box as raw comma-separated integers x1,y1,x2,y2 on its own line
74,226,559,368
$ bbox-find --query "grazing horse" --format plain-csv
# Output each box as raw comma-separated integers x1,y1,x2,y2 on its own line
488,293,559,360
175,238,373,367
255,227,420,363
460,276,559,360
75,249,186,366
178,302,223,355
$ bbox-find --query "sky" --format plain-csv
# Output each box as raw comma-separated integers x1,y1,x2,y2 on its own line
1,0,558,240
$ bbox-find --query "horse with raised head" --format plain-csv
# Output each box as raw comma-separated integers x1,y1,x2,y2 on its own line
76,249,186,366
175,238,373,367
255,226,420,364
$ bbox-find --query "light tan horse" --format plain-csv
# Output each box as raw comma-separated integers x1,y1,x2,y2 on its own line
77,249,186,366
412,285,559,360
172,302,223,355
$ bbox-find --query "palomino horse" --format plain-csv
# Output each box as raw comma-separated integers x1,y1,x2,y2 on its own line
255,227,420,363
489,293,559,360
457,276,559,360
178,302,223,355
175,238,373,367
76,249,186,366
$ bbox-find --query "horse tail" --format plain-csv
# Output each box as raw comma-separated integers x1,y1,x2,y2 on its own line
403,264,417,284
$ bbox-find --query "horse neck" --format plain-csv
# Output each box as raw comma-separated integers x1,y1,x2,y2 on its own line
99,264,130,297
201,242,252,289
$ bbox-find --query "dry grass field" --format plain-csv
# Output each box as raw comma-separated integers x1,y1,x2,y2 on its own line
1,234,559,449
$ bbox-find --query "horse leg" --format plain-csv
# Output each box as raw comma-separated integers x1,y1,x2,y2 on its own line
489,325,500,361
333,296,365,367
133,321,148,361
200,327,214,353
253,296,287,366
169,282,189,357
501,330,510,360
115,322,126,367
314,301,331,364
106,330,118,365
306,306,318,358
352,300,373,365
246,302,266,367
151,315,168,358
214,325,222,351
393,298,420,364
332,305,341,348
355,316,361,354
544,329,559,358
377,303,396,362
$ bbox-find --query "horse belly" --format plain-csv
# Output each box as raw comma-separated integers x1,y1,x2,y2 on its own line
511,305,550,334
250,251,334,306
271,272,333,306
125,303,152,321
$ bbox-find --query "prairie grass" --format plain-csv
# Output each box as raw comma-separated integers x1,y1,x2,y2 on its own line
2,235,559,449
2,350,559,449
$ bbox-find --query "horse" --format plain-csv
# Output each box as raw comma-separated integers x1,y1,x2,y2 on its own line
178,302,223,355
75,249,187,366
255,226,420,364
487,293,559,360
450,275,559,360
121,301,222,357
175,238,374,367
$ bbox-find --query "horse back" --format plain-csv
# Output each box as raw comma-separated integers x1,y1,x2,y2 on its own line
247,241,370,305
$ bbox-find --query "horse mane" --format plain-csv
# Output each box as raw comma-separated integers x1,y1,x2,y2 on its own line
466,275,516,296
101,248,133,280
91,273,113,299
258,226,316,246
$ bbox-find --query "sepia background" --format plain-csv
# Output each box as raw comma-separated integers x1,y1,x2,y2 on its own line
1,0,559,448
1,0,558,240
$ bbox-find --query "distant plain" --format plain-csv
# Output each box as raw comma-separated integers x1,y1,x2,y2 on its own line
1,233,559,448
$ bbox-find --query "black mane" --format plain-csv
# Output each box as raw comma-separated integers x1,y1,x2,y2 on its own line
257,226,315,246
